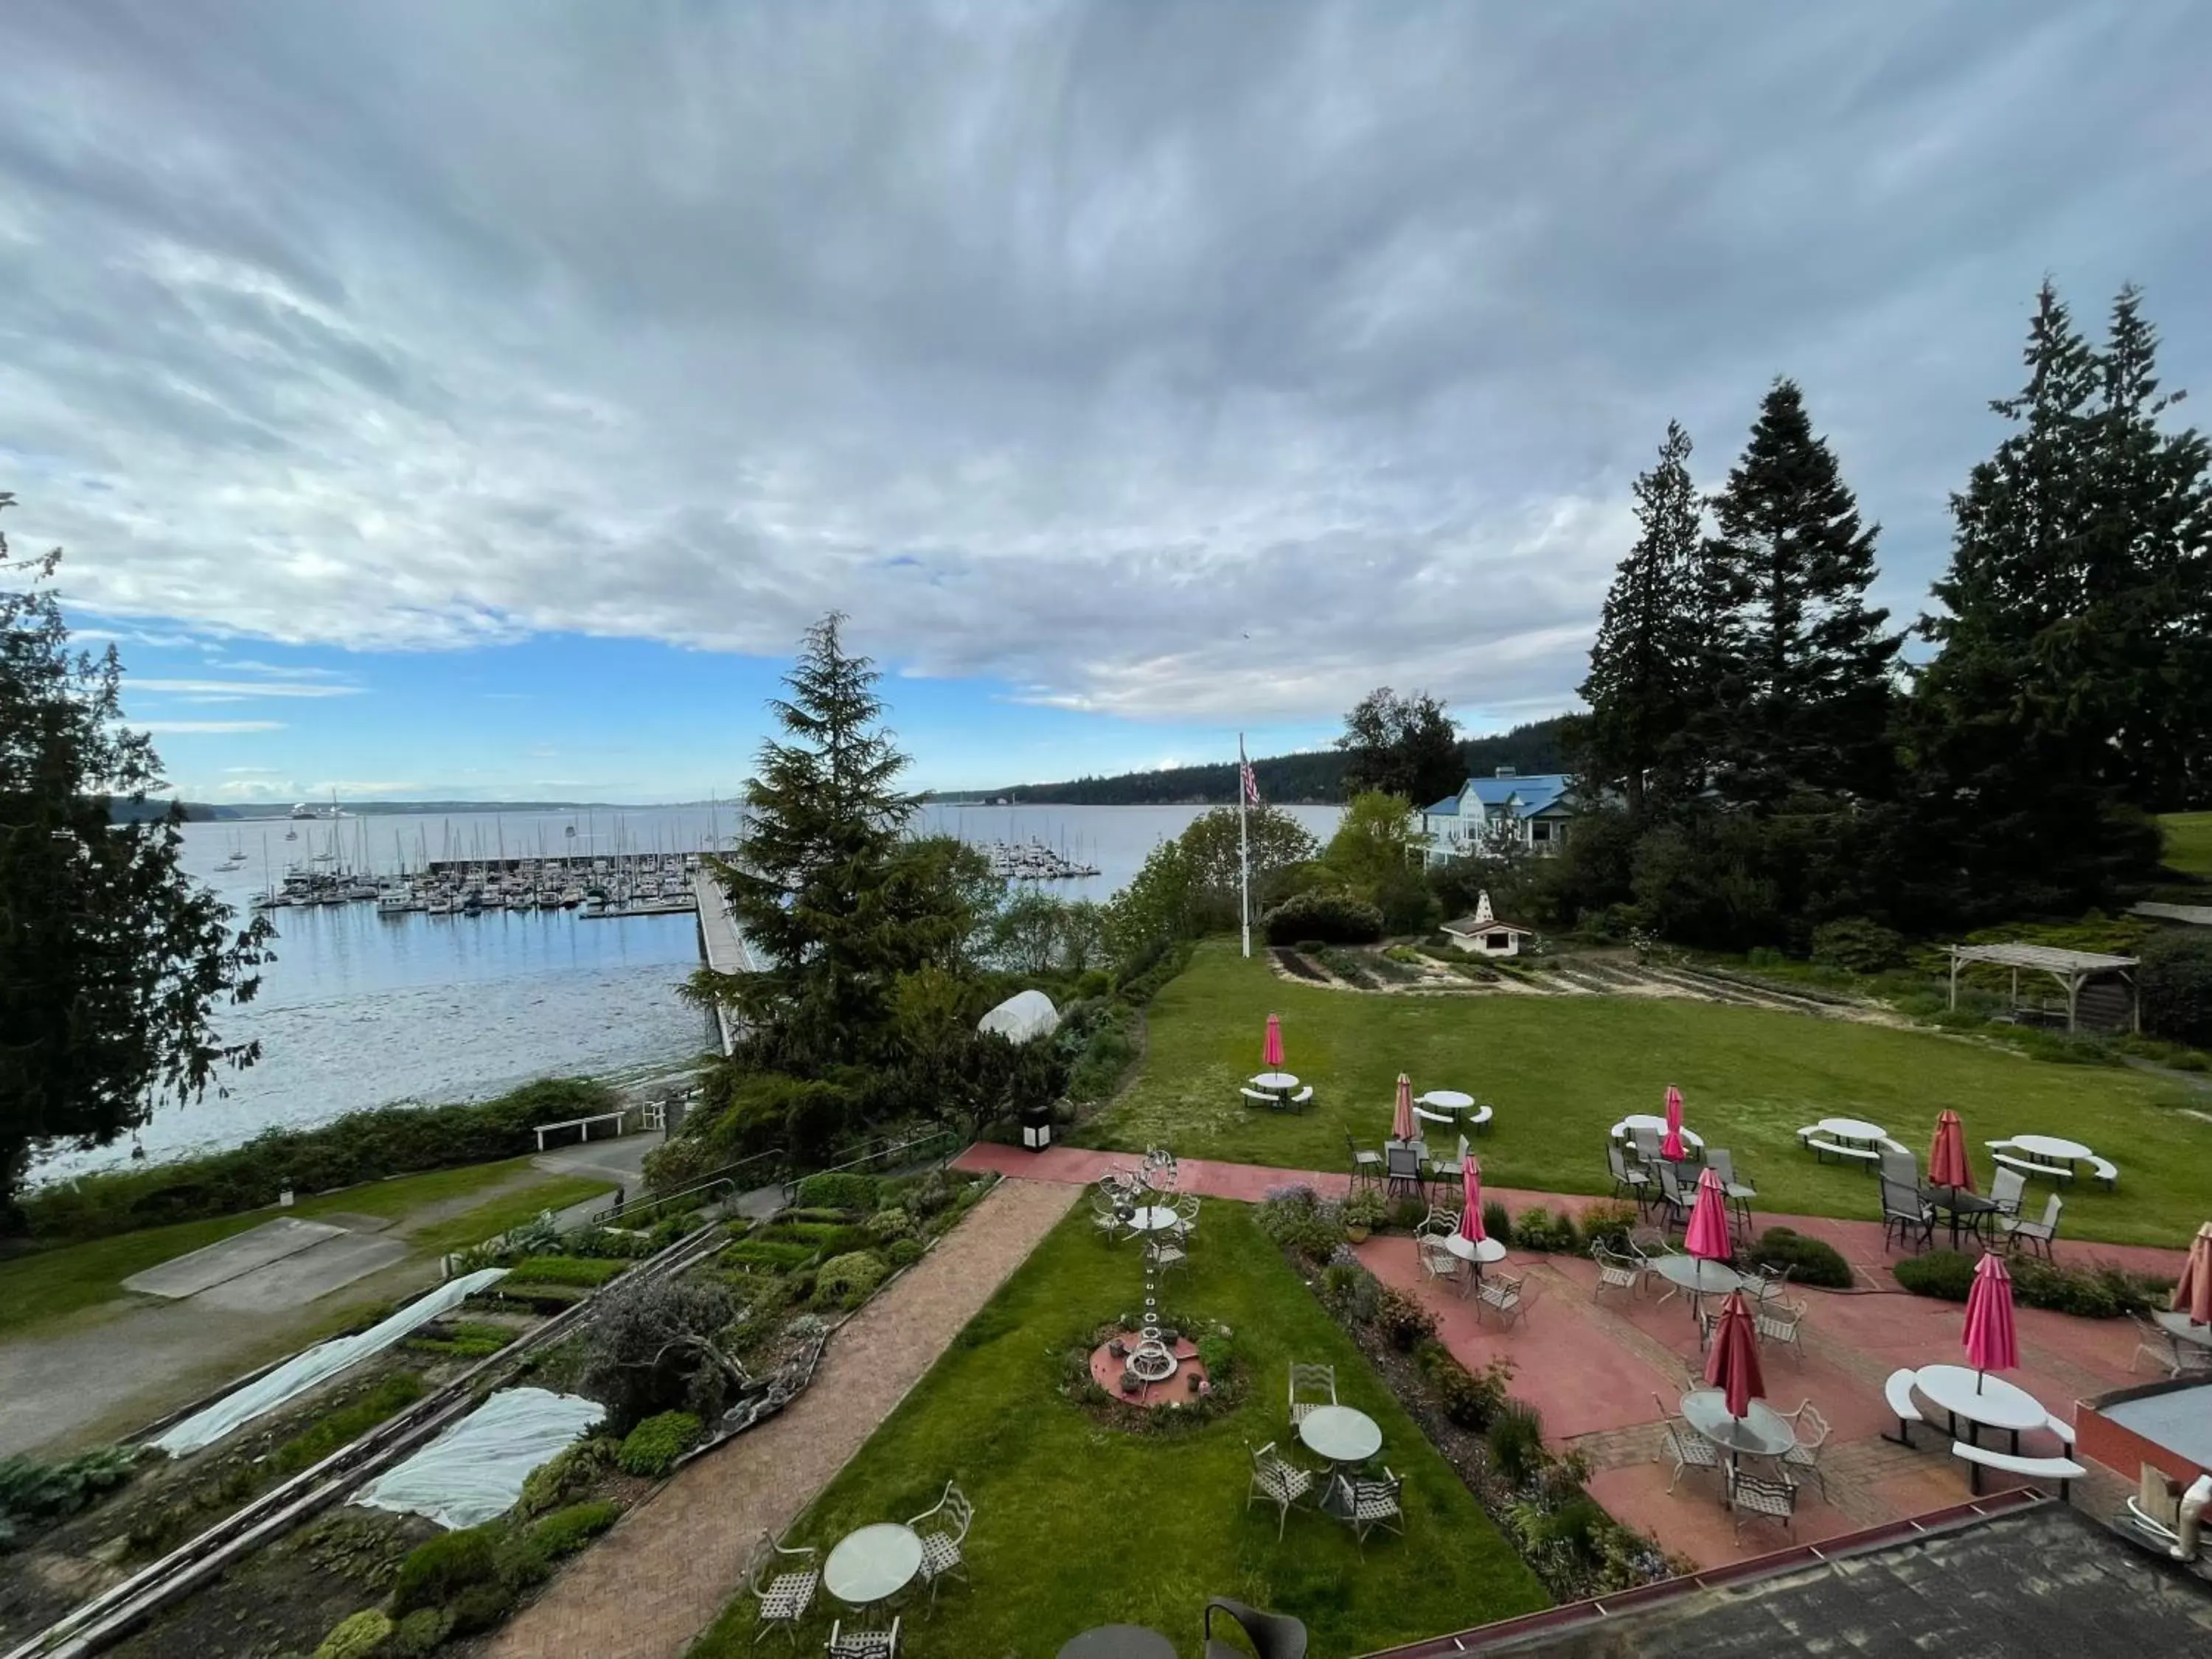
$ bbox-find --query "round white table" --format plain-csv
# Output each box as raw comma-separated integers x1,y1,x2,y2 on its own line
1297,1404,1382,1466
1419,1089,1475,1112
1653,1253,1750,1313
1817,1116,1888,1146
1126,1206,1180,1233
824,1523,923,1606
1613,1115,1705,1154
1680,1389,1795,1461
2011,1133,2094,1169
1912,1364,2048,1453
1252,1071,1299,1094
2152,1310,2212,1352
1441,1231,1506,1296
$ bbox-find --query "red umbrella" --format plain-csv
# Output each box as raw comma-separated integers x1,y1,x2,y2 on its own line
1391,1073,1415,1142
2172,1222,2212,1326
1661,1085,1686,1162
1458,1158,1486,1243
1262,1013,1284,1070
1703,1290,1765,1419
1964,1251,2020,1385
1684,1167,1732,1261
1929,1109,1973,1192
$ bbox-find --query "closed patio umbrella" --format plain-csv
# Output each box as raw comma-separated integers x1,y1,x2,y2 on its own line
1661,1085,1686,1162
1391,1073,1415,1142
1703,1290,1765,1420
1964,1251,2020,1390
1684,1167,1733,1262
1929,1109,1973,1192
2172,1222,2212,1326
1262,1013,1284,1070
1458,1158,1486,1244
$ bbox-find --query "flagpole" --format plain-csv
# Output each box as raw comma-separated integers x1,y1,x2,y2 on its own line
1238,732,1251,960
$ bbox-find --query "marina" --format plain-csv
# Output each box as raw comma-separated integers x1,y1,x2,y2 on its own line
250,851,714,919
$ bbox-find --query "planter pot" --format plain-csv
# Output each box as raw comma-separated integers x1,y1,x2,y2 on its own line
1346,1226,1371,1244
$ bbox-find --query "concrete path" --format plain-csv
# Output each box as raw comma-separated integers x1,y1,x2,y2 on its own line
486,1176,1078,1659
120,1218,345,1299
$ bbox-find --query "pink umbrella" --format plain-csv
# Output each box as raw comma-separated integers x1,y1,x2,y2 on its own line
1964,1251,2020,1387
1458,1157,1486,1243
1703,1290,1766,1420
1262,1013,1284,1070
1683,1167,1733,1262
1661,1085,1686,1162
2171,1222,2212,1326
1929,1109,1973,1192
1391,1073,1415,1142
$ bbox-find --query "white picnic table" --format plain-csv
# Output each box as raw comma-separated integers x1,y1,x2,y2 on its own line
2153,1310,2212,1352
2011,1133,2094,1168
1911,1364,2047,1453
1251,1071,1299,1094
1612,1114,1705,1153
1815,1116,1888,1147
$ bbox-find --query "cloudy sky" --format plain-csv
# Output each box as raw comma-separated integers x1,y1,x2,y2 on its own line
3,1,2207,801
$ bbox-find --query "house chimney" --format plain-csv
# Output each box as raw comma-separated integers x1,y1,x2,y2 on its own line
1494,766,1517,778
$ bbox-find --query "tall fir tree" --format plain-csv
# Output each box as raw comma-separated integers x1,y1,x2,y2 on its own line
1578,420,1704,818
1703,379,1901,807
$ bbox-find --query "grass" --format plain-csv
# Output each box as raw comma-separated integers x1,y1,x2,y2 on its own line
0,1159,612,1340
2161,811,2212,880
1088,940,2212,1248
688,1203,1547,1659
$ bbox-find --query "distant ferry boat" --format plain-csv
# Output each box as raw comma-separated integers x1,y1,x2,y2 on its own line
290,801,344,819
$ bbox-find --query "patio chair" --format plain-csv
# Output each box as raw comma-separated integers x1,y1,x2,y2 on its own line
1653,1393,1721,1492
1726,1468,1798,1543
1287,1363,1337,1427
1653,1162,1691,1232
1383,1141,1425,1200
1707,1148,1757,1236
1750,1262,1793,1303
1879,1178,1934,1253
1144,1237,1189,1281
1427,1134,1470,1204
1475,1271,1535,1330
906,1479,973,1606
1607,1141,1652,1211
1877,1147,1919,1189
1989,1166,2027,1219
1328,1467,1405,1548
1091,1184,1130,1242
744,1530,820,1647
1776,1401,1831,1499
2128,1312,2212,1380
1203,1598,1309,1659
1346,1135,1384,1193
2000,1193,2063,1260
1630,1125,1664,1163
1417,1228,1461,1284
1591,1241,1646,1305
1169,1192,1203,1239
1630,1223,1677,1259
1141,1147,1178,1191
1755,1296,1809,1363
824,1618,898,1658
1246,1441,1315,1538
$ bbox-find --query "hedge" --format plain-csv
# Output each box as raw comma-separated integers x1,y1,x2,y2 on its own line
794,1172,878,1211
1262,889,1385,947
501,1255,631,1288
616,1411,702,1477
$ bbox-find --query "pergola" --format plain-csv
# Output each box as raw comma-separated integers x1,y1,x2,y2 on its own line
1946,942,2140,1033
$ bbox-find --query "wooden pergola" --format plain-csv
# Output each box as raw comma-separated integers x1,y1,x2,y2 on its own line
1946,942,2140,1034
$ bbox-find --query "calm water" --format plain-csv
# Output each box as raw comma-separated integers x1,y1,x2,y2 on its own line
37,801,1340,1178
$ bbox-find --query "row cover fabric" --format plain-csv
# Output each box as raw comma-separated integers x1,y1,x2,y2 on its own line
152,1268,508,1456
978,987,1059,1043
354,1386,605,1529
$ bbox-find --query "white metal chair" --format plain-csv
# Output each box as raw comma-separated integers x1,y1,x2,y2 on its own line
1091,1184,1128,1242
824,1617,899,1658
1726,1468,1798,1543
1474,1271,1534,1329
1754,1296,1809,1362
1654,1393,1721,1492
1287,1363,1337,1427
1777,1401,1830,1498
745,1530,820,1647
905,1480,973,1606
1144,1237,1189,1282
1247,1441,1315,1538
1329,1466,1404,1548
1169,1192,1203,1239
1592,1241,1646,1304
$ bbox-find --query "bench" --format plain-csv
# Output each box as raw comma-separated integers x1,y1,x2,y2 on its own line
1952,1440,2087,1500
2042,1411,2074,1448
531,1109,633,1150
1239,1088,1279,1110
2087,1155,2118,1191
1882,1368,1923,1447
1804,1137,1881,1166
1992,1150,2075,1185
1413,1107,1455,1132
1465,1104,1494,1135
1289,1085,1312,1113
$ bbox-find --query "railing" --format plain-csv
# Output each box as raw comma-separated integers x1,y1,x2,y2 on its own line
783,1124,961,1202
442,1145,790,1274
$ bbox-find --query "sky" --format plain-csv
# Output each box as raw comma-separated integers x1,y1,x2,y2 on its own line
2,1,2208,803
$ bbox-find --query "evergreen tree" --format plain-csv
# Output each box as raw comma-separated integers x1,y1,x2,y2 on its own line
694,613,922,1071
1703,379,1901,806
1,496,271,1227
1578,421,1703,818
1336,687,1463,807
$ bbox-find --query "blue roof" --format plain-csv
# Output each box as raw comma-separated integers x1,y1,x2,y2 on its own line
1464,773,1572,815
1422,795,1461,816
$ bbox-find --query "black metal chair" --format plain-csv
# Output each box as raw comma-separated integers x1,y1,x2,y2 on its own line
1204,1597,1308,1659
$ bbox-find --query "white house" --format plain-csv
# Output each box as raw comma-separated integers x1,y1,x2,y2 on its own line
1416,768,1575,866
1441,892,1536,958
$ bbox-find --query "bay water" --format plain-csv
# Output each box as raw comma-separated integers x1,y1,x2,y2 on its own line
38,801,1340,1177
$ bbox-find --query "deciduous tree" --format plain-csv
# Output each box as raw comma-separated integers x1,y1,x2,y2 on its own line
1336,688,1463,807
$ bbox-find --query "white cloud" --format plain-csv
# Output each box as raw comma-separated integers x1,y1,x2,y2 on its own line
136,719,285,733
130,678,362,698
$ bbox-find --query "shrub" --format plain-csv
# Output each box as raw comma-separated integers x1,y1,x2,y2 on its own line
1576,1200,1639,1253
2141,931,2212,1048
794,1172,878,1210
386,1608,453,1658
390,1524,502,1616
311,1609,394,1659
1486,1400,1548,1486
1809,917,1907,973
1482,1200,1511,1243
813,1251,888,1309
886,1237,924,1270
515,1437,615,1520
864,1206,913,1242
503,1255,630,1288
579,1277,738,1428
1512,1207,1578,1253
1747,1228,1853,1290
1385,1194,1428,1232
1340,1189,1386,1231
1374,1286,1439,1351
1257,1186,1344,1262
616,1411,703,1477
1429,1352,1514,1431
0,1444,139,1530
1319,1261,1382,1324
1262,888,1385,946
1890,1251,1978,1301
1194,1333,1234,1377
447,1579,519,1635
1892,1249,2168,1318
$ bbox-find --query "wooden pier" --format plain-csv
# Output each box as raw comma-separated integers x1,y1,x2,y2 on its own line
692,866,754,1055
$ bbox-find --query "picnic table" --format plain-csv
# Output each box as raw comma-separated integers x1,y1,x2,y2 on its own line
1251,1071,1299,1098
2153,1310,2212,1352
1612,1114,1705,1156
2010,1134,2094,1175
1911,1364,2047,1455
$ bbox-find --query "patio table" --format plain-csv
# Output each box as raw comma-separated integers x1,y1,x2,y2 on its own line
1125,1206,1180,1233
2154,1310,2212,1352
1613,1115,1705,1156
1912,1363,2047,1454
1418,1088,1476,1119
1680,1388,1795,1467
1251,1071,1299,1096
2010,1133,2095,1178
1058,1627,1177,1659
824,1523,923,1607
1815,1116,1888,1147
1926,1185,2000,1249
1652,1253,1751,1317
1441,1231,1507,1297
1297,1404,1382,1467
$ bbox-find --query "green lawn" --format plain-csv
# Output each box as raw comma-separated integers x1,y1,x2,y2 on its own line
2163,811,2212,879
1089,942,2212,1248
0,1158,611,1339
689,1202,1547,1659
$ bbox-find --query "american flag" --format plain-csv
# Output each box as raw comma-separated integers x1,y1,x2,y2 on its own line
1239,739,1260,806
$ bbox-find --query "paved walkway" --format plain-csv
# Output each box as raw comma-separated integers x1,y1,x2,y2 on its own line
487,1176,1078,1659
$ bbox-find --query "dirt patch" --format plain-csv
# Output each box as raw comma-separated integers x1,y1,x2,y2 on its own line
1088,1329,1211,1408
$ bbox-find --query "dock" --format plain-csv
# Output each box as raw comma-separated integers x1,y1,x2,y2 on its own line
692,866,754,1055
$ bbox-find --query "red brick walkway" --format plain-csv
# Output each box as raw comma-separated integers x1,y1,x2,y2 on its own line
486,1177,1078,1659
959,1141,2183,1568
